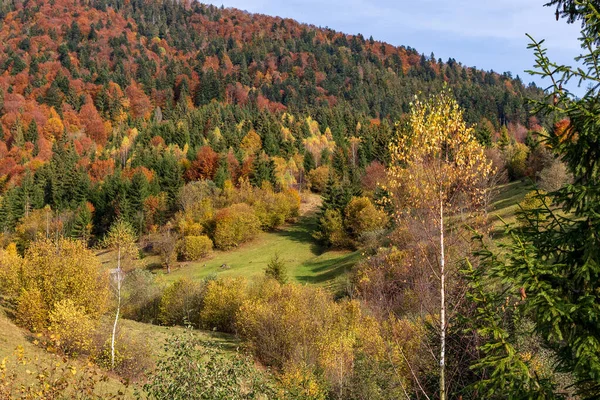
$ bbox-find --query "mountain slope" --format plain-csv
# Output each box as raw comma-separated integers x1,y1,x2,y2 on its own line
0,0,544,235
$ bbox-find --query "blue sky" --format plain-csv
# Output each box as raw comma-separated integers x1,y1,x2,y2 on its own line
203,0,584,94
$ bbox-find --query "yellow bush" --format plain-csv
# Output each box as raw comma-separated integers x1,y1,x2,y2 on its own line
0,243,22,297
159,278,204,327
48,299,96,355
175,213,204,236
253,188,300,230
178,235,213,261
13,238,109,331
200,278,247,332
344,196,388,238
213,203,260,249
280,362,328,400
307,166,329,193
237,280,362,391
16,288,47,332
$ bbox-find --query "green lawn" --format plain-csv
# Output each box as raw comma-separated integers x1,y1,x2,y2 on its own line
489,180,534,237
157,212,361,290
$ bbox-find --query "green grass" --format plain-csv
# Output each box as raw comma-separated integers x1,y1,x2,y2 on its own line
157,212,360,289
489,180,534,237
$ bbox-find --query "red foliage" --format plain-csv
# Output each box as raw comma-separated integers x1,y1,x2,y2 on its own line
126,81,152,119
79,100,107,145
361,161,387,192
186,145,220,181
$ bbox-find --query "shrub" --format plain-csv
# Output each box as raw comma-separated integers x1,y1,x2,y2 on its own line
13,238,108,331
213,203,260,250
122,269,162,323
178,235,213,261
200,278,247,333
92,327,153,381
307,166,330,193
313,209,350,248
0,348,124,399
16,288,47,332
344,196,388,239
237,280,370,396
48,299,96,356
142,331,276,399
0,243,21,297
253,189,300,230
505,142,529,180
159,278,204,327
518,191,549,226
538,160,572,192
279,362,328,400
361,161,387,194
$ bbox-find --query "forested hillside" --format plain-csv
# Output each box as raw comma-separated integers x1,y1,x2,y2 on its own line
4,0,596,398
0,0,544,237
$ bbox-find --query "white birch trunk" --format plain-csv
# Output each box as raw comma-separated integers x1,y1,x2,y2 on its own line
111,246,122,370
439,195,446,400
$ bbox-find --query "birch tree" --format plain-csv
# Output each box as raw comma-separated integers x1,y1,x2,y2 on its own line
386,89,491,399
104,219,138,370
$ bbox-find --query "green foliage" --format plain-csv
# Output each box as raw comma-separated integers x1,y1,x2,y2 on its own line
122,269,162,323
142,331,276,399
313,209,350,248
504,142,529,180
0,346,123,400
158,278,204,327
469,4,600,396
265,253,287,284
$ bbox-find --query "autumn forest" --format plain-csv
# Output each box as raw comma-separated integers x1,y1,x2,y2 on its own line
0,0,598,398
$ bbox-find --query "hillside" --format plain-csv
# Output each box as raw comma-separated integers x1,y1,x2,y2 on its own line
0,0,546,237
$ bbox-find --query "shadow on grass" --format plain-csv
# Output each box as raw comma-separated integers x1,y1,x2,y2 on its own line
295,251,360,285
145,262,165,272
492,181,534,209
274,214,324,256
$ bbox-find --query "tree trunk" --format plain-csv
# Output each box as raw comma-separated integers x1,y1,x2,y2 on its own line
111,247,121,370
439,196,446,400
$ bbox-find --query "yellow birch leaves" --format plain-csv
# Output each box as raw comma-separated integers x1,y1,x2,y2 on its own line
387,89,492,213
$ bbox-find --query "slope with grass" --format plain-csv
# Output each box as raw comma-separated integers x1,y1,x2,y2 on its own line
488,180,535,237
0,302,240,397
161,195,361,290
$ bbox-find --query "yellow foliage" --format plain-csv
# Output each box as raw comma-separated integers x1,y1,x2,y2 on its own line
200,278,247,332
344,196,388,238
14,238,109,330
240,129,262,156
280,362,328,400
0,243,22,297
237,280,362,390
387,88,492,214
44,108,64,141
16,288,47,332
48,299,96,355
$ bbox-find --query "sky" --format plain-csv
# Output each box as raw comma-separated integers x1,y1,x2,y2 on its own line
203,0,585,94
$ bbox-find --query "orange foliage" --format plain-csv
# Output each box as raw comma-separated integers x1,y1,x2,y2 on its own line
186,145,220,181
88,158,115,183
126,81,152,119
79,100,107,145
